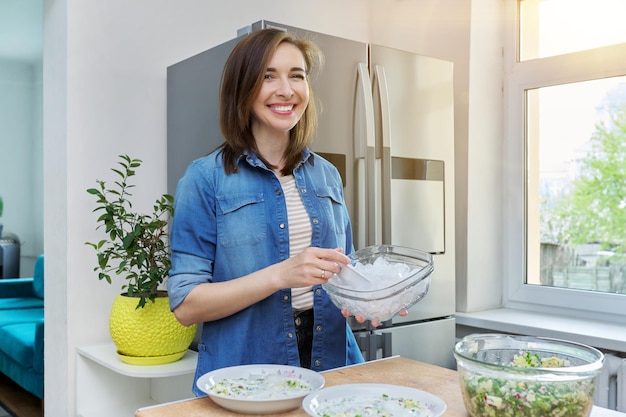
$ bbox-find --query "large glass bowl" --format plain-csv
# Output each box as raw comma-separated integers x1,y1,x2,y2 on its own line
322,245,433,323
454,333,604,417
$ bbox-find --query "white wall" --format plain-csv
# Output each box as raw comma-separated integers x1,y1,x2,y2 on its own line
462,0,506,311
43,1,487,415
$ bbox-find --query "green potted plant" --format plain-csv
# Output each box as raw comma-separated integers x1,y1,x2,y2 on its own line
86,155,196,365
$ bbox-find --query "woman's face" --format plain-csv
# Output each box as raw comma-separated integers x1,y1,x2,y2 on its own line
251,42,309,140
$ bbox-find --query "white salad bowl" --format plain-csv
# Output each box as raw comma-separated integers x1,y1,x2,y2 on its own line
196,364,325,414
302,383,446,417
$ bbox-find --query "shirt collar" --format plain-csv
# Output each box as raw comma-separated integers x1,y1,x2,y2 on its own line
239,147,314,170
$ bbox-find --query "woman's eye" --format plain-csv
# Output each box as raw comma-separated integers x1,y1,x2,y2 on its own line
263,74,275,80
291,73,306,80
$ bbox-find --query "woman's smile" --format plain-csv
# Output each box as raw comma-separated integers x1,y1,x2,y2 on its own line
268,103,296,114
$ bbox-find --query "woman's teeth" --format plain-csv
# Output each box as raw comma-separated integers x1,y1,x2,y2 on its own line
272,105,293,112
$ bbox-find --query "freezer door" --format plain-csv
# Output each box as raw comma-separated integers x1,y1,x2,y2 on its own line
370,45,456,323
370,45,454,253
374,317,456,369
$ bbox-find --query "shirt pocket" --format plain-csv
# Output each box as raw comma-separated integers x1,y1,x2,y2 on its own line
313,185,348,235
216,193,266,248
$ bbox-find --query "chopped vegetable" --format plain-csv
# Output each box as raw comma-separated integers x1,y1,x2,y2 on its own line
510,352,570,368
208,373,312,400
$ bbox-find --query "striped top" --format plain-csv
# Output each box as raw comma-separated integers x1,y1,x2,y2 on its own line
279,174,314,310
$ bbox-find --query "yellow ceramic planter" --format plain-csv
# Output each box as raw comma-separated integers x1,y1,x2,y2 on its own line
109,294,197,365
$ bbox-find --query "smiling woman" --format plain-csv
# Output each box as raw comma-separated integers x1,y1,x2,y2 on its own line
167,28,364,398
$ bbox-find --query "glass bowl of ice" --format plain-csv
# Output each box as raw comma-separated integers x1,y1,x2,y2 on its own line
322,245,433,323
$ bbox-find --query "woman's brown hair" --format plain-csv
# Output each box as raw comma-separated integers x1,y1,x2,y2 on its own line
219,28,323,175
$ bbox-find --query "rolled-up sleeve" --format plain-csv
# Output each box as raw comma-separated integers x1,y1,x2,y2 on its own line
167,159,217,311
167,251,214,310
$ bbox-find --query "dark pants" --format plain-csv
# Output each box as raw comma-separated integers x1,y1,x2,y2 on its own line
293,309,314,368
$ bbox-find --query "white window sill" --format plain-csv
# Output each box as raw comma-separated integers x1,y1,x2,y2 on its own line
455,308,626,354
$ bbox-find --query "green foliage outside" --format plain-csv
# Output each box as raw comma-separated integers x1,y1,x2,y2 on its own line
545,107,626,260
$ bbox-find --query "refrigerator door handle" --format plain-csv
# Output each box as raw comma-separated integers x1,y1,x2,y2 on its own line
373,65,393,244
355,63,377,248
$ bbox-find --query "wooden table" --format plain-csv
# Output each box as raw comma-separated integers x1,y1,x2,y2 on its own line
135,356,625,417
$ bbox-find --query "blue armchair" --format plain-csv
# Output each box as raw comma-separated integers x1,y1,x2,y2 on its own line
0,254,44,399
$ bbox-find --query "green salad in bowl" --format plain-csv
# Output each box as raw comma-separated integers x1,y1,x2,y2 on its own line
454,334,604,417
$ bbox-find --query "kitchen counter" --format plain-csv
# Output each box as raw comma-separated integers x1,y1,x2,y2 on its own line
135,356,625,417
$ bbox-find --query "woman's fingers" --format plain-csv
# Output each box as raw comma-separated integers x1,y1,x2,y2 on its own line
301,247,349,282
340,309,401,328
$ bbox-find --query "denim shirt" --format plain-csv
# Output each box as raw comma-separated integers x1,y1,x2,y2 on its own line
168,147,364,396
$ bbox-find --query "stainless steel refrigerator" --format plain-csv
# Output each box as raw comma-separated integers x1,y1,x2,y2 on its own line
167,20,456,369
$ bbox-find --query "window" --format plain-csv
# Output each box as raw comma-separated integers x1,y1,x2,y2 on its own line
504,0,626,322
519,0,626,61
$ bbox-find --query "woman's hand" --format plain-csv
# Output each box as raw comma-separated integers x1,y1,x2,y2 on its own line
341,307,409,328
276,247,350,288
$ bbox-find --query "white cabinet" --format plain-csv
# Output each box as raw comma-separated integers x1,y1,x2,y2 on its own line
76,343,197,417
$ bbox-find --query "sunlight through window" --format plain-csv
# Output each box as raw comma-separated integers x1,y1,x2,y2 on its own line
520,0,626,60
518,0,626,297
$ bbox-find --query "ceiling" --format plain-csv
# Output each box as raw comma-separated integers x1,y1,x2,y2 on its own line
0,0,43,63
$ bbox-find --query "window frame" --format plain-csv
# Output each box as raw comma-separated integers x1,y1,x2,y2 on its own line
503,1,626,323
